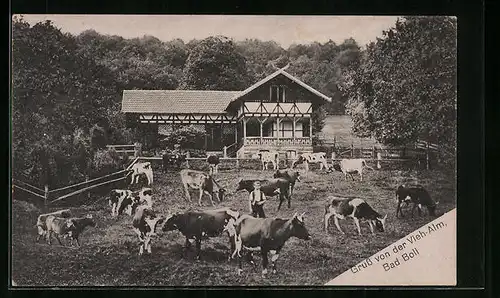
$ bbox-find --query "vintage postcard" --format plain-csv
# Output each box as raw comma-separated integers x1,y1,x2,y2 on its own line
10,15,457,287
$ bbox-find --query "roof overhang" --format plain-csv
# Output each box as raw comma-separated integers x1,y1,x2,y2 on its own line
226,67,332,111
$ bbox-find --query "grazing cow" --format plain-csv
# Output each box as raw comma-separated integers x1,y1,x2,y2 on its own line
45,215,76,246
291,152,330,172
324,196,387,235
180,169,226,206
395,185,439,218
331,158,374,181
228,212,311,276
236,178,292,210
108,189,136,217
162,152,187,172
130,162,154,185
273,169,301,195
132,205,165,255
35,209,72,243
162,207,240,260
207,155,220,175
252,151,279,170
66,214,96,247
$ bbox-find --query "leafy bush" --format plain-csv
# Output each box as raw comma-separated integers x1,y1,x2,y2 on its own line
90,148,129,178
163,125,206,150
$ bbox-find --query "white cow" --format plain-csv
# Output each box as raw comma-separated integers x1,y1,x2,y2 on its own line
291,152,329,172
130,162,153,185
332,158,374,181
252,151,280,171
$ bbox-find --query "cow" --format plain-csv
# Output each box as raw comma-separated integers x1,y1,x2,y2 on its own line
395,185,439,218
331,158,374,181
207,154,220,175
236,178,292,211
44,215,77,246
65,214,96,247
227,212,311,276
132,187,154,208
162,152,187,172
252,151,279,171
108,189,137,217
180,169,226,206
132,205,165,255
130,162,154,185
324,196,387,235
291,152,330,172
273,169,301,196
162,207,240,260
35,209,72,243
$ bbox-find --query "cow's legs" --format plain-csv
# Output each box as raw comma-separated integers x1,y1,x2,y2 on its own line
333,216,345,234
353,217,362,235
411,203,418,217
417,203,423,216
182,182,191,202
277,195,284,211
75,235,81,247
287,193,291,209
324,212,334,231
368,221,375,235
195,238,202,260
261,249,269,276
146,236,152,254
360,171,363,182
270,248,282,274
344,172,348,181
130,174,135,185
55,234,64,246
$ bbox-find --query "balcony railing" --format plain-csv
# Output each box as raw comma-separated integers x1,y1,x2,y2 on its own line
244,137,312,146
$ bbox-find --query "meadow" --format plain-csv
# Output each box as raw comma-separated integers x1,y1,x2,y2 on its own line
11,160,456,286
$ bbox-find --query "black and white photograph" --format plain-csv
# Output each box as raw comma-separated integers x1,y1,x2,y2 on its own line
11,15,457,286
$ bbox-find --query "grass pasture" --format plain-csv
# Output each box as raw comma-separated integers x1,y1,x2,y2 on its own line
11,163,456,286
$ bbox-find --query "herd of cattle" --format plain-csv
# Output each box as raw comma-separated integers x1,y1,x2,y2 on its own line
33,151,440,277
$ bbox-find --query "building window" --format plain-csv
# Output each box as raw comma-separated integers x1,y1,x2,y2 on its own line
270,85,286,102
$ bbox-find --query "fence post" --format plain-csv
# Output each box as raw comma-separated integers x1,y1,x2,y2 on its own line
377,152,382,169
236,158,239,169
223,146,227,158
186,151,190,169
426,143,430,170
44,185,49,211
351,143,354,158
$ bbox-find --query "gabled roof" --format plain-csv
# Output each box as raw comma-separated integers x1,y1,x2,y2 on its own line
122,90,241,114
228,66,332,104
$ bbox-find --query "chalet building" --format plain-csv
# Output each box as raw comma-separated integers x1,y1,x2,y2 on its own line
121,67,331,158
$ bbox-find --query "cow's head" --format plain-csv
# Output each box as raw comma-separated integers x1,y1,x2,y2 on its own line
290,212,311,240
162,214,180,232
375,214,388,232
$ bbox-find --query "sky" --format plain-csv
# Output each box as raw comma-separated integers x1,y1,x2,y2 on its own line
17,15,400,48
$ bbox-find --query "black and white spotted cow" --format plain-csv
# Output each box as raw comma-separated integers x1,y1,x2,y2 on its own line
324,196,387,235
291,152,329,172
132,205,165,255
108,189,137,217
130,162,154,185
395,185,439,218
132,187,154,208
252,151,279,171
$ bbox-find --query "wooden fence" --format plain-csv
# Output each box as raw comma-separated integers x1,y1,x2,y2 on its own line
12,157,140,210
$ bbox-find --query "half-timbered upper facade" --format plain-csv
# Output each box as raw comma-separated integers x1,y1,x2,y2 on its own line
121,67,331,157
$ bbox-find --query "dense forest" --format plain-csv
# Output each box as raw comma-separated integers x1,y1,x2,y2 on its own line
11,16,456,188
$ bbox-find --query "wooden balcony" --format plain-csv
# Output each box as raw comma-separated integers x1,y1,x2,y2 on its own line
244,137,312,147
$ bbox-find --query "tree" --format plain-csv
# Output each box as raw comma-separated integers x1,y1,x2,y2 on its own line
344,17,457,158
181,36,250,90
